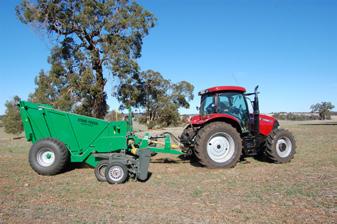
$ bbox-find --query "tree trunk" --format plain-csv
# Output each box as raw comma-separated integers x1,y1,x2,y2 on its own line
92,50,107,119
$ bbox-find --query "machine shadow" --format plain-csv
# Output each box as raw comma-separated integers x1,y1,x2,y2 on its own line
251,154,272,163
137,172,152,182
178,154,204,167
63,162,92,173
151,155,265,168
150,155,203,167
150,157,190,164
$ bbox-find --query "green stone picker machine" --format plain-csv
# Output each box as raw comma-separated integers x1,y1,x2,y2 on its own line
18,86,296,184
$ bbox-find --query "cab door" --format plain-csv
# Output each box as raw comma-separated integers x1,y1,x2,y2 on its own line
217,92,250,133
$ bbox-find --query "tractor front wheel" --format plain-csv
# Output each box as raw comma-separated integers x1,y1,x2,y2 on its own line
194,122,242,168
264,129,296,163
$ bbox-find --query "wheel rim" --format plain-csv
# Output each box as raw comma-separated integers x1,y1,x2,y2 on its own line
276,137,293,158
36,149,55,167
108,166,124,182
207,132,235,163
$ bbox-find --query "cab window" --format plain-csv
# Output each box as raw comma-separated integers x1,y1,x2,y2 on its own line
218,92,248,122
200,95,215,115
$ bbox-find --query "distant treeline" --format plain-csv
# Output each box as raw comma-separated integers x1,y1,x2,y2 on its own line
272,112,320,121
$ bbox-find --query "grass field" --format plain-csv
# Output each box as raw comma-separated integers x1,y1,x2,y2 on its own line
0,120,336,223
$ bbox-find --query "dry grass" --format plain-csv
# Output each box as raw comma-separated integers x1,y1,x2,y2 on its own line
0,120,336,223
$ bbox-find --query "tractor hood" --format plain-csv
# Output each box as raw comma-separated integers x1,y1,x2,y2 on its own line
258,114,277,136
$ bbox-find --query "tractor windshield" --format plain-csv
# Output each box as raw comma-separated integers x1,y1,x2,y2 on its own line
217,92,248,122
200,92,249,130
200,92,249,115
219,92,250,132
200,94,215,115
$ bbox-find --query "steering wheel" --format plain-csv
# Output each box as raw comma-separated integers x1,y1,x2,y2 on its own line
206,103,215,114
218,102,228,113
229,107,240,115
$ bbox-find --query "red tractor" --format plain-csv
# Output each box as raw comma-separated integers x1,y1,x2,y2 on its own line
179,86,296,168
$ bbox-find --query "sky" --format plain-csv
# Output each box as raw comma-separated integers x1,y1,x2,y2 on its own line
0,0,336,115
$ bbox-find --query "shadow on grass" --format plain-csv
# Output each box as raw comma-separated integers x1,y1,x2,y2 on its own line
180,154,204,167
151,154,266,167
137,172,152,182
252,154,273,163
150,157,190,164
150,155,204,167
64,162,91,173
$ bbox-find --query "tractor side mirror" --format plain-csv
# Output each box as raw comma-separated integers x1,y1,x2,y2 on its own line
196,106,200,111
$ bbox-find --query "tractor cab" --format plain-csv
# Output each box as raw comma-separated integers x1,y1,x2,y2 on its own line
191,86,277,137
198,86,251,133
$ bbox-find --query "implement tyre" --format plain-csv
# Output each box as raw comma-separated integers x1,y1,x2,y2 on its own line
105,162,128,184
94,160,109,182
29,138,69,175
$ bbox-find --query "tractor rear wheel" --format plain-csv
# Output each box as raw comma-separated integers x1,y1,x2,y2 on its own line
264,129,296,163
194,122,242,168
29,138,69,175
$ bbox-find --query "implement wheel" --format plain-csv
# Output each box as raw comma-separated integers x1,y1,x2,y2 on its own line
94,160,109,182
29,138,69,175
105,162,128,184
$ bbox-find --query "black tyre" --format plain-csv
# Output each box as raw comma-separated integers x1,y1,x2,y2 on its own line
105,162,128,184
94,160,109,182
264,129,296,163
29,138,69,175
194,122,242,168
180,124,197,148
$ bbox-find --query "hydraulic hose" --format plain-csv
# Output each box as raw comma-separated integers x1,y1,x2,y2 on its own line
158,132,181,145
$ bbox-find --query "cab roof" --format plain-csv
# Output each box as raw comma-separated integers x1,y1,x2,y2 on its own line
199,86,246,95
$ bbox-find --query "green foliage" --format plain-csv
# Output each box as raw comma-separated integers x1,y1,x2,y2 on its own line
310,102,335,120
17,0,156,118
171,81,194,108
3,96,23,134
29,63,98,116
117,70,194,128
29,67,73,112
157,103,181,127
